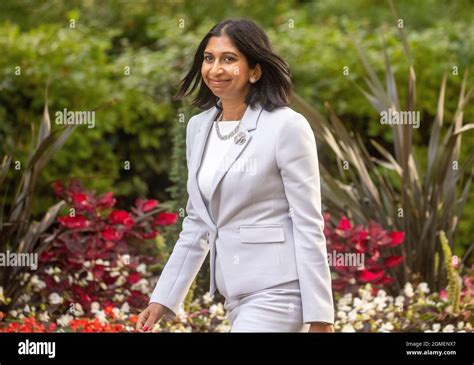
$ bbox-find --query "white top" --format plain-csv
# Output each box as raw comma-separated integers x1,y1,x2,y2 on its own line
197,120,241,210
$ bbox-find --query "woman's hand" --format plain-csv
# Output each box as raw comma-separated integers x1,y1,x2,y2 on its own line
308,322,335,332
136,302,168,332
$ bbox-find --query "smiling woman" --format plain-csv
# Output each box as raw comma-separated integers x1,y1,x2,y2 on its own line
138,18,335,333
173,18,292,114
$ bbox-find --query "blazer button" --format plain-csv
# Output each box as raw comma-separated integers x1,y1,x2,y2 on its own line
234,132,246,145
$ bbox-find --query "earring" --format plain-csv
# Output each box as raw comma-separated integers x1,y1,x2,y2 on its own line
250,77,256,83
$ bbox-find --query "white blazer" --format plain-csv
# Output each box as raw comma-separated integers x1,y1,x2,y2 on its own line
149,102,335,324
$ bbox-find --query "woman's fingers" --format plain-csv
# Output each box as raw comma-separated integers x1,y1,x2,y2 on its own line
136,309,149,332
143,310,160,332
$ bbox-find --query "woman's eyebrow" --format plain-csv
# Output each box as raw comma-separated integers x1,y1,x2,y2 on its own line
203,51,238,57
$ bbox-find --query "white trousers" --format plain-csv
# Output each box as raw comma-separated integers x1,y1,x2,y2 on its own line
215,251,310,332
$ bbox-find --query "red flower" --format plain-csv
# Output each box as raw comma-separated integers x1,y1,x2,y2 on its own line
337,216,352,231
98,192,116,209
384,255,404,268
53,180,64,196
375,276,395,285
136,198,159,212
58,215,88,229
358,269,384,282
127,272,141,284
109,210,134,228
153,212,178,226
389,231,405,247
72,193,89,206
142,231,159,239
101,227,123,241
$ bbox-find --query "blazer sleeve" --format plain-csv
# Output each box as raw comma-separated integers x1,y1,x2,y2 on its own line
275,112,335,325
148,116,210,317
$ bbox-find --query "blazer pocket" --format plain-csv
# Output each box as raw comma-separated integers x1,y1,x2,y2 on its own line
239,224,285,243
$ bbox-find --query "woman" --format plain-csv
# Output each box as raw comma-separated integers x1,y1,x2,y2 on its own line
137,18,334,332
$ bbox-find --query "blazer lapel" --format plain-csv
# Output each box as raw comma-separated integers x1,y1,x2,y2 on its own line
188,102,264,227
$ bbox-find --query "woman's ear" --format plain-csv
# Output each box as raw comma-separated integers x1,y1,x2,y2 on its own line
250,63,262,83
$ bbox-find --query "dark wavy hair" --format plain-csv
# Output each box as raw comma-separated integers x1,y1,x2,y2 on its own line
173,18,292,111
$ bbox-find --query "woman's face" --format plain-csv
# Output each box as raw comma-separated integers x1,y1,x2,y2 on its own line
201,35,259,102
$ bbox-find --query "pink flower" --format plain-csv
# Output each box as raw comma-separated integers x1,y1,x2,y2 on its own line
109,210,134,228
58,215,88,229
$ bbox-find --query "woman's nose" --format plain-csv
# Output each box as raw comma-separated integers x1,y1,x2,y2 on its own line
210,61,223,75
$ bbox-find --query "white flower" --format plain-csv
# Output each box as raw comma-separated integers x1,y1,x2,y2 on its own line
136,263,147,274
57,314,73,327
417,282,430,294
39,311,50,322
90,302,101,314
215,323,232,333
45,267,55,275
113,294,125,302
338,305,352,312
432,323,441,332
353,298,363,309
457,321,465,330
23,304,31,313
95,310,108,324
338,293,353,307
177,309,188,323
49,293,64,305
30,275,46,290
348,309,358,322
337,311,347,321
202,292,213,305
19,293,31,303
377,290,387,298
209,303,225,318
395,295,405,310
374,297,387,311
341,324,356,332
404,283,414,298
442,324,455,333
115,275,127,287
120,302,130,314
378,322,394,332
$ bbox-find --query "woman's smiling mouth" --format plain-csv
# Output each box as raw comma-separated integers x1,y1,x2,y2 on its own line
209,79,231,86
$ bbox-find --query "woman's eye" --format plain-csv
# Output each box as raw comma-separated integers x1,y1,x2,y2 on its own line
204,55,213,62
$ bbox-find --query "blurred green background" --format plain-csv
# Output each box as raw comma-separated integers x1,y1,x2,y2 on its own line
0,0,472,265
